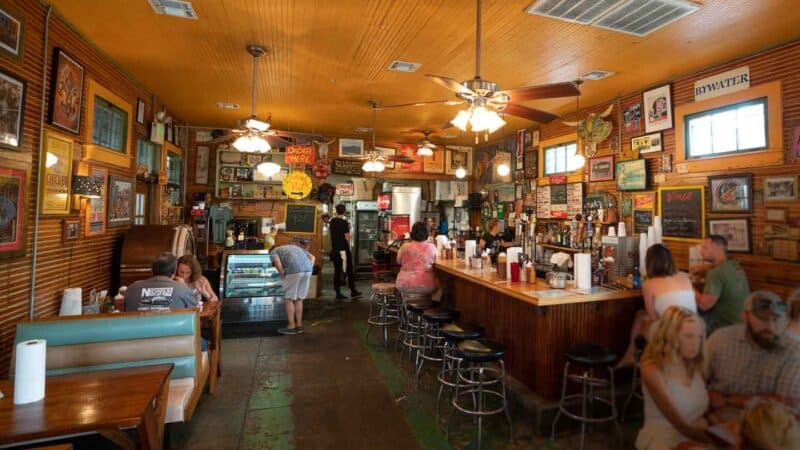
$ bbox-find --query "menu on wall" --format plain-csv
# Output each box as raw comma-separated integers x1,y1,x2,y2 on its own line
536,185,550,219
659,186,705,240
536,182,583,219
566,183,584,218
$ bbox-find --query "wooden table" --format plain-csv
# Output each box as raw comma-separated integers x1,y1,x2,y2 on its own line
435,258,642,400
200,301,222,393
0,364,172,449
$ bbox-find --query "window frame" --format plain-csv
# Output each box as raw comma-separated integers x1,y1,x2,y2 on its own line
83,79,133,168
683,97,768,160
91,96,128,153
543,140,579,176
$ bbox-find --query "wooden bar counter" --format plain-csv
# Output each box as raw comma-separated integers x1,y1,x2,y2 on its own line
434,258,642,401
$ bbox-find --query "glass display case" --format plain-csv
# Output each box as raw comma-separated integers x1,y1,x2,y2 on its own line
220,250,285,324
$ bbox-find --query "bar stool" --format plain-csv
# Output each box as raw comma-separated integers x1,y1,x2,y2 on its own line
551,343,621,450
622,335,648,421
446,339,513,450
436,323,483,418
401,299,433,365
396,292,431,353
416,308,458,381
365,282,400,349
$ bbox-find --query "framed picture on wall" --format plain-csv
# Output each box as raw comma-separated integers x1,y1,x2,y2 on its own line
338,138,364,158
0,159,29,259
375,146,395,169
39,130,73,215
631,132,662,154
62,217,80,243
708,218,751,253
765,207,788,224
764,176,798,202
0,6,23,58
422,148,445,173
616,159,647,191
0,69,25,149
49,48,84,134
643,84,672,133
588,155,614,182
85,167,107,236
708,173,752,213
445,146,473,176
136,99,146,124
107,175,133,228
623,103,642,133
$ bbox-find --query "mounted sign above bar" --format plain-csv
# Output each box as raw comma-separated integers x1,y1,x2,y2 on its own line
694,66,749,101
332,159,363,177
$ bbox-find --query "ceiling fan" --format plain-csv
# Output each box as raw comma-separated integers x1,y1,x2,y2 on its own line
353,101,418,172
423,0,582,138
402,129,454,156
207,45,322,149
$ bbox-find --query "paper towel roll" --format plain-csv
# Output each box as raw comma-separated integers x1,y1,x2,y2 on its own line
617,222,627,237
464,240,477,263
648,226,656,249
574,253,592,289
654,216,663,244
14,339,46,404
59,288,82,316
639,233,648,277
506,247,523,280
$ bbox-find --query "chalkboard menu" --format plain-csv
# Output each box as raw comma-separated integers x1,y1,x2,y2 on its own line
658,186,705,240
284,203,317,234
634,210,653,234
332,159,363,177
536,182,583,219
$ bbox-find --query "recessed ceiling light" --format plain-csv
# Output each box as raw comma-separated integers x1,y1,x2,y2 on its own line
216,102,240,110
148,0,199,20
579,70,615,81
388,60,422,73
355,127,372,133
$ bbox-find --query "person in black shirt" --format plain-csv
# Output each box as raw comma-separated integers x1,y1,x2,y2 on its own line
479,218,500,258
329,204,361,300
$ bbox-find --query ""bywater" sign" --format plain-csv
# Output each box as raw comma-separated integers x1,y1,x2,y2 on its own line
694,66,749,101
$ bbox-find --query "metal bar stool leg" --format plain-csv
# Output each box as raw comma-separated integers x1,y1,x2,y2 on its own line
551,361,571,441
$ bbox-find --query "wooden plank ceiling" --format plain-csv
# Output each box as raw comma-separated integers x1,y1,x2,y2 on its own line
48,0,800,144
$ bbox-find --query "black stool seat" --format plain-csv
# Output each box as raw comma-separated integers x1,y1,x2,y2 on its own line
442,323,483,341
422,308,457,323
565,343,617,366
402,292,432,303
406,302,433,313
456,339,505,363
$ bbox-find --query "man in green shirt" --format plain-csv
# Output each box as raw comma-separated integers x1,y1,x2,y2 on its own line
695,234,751,335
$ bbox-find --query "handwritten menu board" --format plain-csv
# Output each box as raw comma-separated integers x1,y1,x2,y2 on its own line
536,182,583,219
658,186,705,240
332,159,363,177
284,203,317,234
634,210,653,234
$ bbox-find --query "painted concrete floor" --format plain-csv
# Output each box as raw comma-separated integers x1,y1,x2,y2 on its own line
170,269,642,450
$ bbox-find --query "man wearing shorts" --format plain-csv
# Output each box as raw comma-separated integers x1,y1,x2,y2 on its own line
271,242,315,335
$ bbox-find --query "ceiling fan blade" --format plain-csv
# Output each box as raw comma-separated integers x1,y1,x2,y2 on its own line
376,99,464,110
499,81,581,102
265,135,290,148
441,120,455,130
425,74,475,96
496,104,559,124
270,130,325,142
206,132,237,145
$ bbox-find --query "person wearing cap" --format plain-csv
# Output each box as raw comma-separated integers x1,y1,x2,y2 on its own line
705,290,800,422
694,234,751,335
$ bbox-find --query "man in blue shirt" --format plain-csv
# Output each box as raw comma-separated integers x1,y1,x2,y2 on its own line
271,242,316,335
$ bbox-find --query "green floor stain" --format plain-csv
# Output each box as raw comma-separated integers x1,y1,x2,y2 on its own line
356,322,454,450
242,350,295,449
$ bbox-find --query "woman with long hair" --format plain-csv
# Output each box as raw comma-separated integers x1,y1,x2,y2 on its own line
636,306,710,449
176,254,218,303
395,221,439,296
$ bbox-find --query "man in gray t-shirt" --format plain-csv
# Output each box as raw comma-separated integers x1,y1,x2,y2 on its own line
124,252,197,311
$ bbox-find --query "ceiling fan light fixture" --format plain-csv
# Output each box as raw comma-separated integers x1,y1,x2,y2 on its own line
451,109,471,131
455,167,467,179
362,160,375,172
244,117,270,132
234,134,271,153
417,147,434,157
373,160,386,172
257,161,281,177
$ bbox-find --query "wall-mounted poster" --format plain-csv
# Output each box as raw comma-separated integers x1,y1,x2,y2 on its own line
107,175,132,228
0,6,22,58
195,145,209,184
708,173,752,213
643,84,673,133
524,147,538,178
588,155,614,182
85,167,107,236
49,49,84,134
616,159,647,191
445,146,472,176
0,69,25,149
40,130,73,215
708,218,751,253
764,176,798,202
397,144,423,172
285,145,316,166
338,138,364,158
631,132,662,154
623,103,642,133
422,149,444,173
0,160,28,259
633,192,656,210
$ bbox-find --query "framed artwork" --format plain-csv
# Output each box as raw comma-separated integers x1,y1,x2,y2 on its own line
49,48,84,134
661,154,672,173
397,145,423,172
39,130,73,215
375,146,395,169
0,159,28,259
708,218,751,253
422,149,445,173
0,6,22,58
772,239,799,262
765,207,788,224
708,173,752,213
107,175,133,228
634,210,653,234
62,217,80,243
524,148,538,178
445,146,473,176
631,132,662,154
764,176,798,202
588,155,614,182
338,138,364,158
633,192,656,210
616,159,647,191
623,103,642,133
643,84,673,133
0,68,25,149
136,99,146,124
246,154,261,166
531,130,540,146
621,198,633,217
195,145,209,184
85,167,107,236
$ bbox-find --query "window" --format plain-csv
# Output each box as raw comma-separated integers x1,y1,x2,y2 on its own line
166,151,182,185
136,139,159,175
685,98,767,158
91,96,128,153
543,141,580,175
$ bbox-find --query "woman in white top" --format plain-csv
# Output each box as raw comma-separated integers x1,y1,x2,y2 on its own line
617,244,697,368
636,306,710,449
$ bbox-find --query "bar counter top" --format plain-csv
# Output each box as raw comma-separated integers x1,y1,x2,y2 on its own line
434,258,641,307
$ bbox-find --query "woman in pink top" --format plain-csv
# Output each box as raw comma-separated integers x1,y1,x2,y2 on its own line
396,221,439,295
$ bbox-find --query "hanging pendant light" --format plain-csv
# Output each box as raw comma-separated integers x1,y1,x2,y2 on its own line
455,166,467,179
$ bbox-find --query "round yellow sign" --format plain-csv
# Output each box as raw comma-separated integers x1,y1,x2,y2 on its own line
282,171,313,200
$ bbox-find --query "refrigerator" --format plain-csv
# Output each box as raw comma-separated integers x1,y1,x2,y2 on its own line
354,201,379,273
219,250,285,324
391,186,422,226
